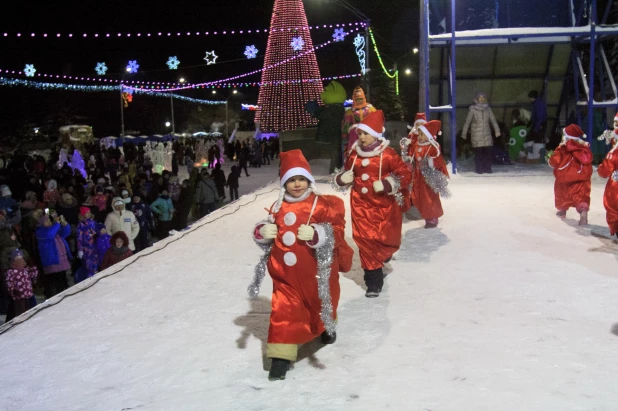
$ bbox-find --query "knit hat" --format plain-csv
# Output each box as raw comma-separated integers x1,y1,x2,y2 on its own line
10,248,24,263
112,197,125,207
279,149,315,187
95,184,104,193
121,189,130,197
563,124,586,141
80,206,91,217
0,185,11,197
351,110,386,140
475,91,487,101
46,179,57,190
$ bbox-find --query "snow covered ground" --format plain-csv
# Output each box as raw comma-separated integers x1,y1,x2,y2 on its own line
1,162,617,411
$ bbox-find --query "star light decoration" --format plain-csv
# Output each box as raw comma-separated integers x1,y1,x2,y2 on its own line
126,60,140,73
95,62,108,75
24,64,36,77
204,50,218,65
244,45,258,59
166,56,180,70
290,36,305,51
332,28,346,42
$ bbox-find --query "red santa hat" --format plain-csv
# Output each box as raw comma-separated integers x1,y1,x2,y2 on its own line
352,110,386,140
80,206,91,217
563,124,586,141
279,149,315,187
414,113,427,126
418,120,442,141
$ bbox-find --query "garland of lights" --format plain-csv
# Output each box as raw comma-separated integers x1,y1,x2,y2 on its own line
368,27,399,95
0,22,366,39
0,27,363,90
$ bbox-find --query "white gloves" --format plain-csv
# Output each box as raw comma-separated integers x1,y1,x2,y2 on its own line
297,224,315,241
259,224,278,239
373,180,384,193
78,251,84,259
339,170,354,185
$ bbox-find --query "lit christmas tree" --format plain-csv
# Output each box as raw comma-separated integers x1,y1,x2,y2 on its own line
256,0,323,132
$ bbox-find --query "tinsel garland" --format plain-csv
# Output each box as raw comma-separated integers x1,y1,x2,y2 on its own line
612,171,618,183
247,224,273,298
399,137,413,163
315,223,337,335
330,167,350,194
597,129,615,145
388,174,405,207
420,160,451,199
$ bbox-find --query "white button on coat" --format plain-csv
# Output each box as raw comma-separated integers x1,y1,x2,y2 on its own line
282,231,296,246
361,173,369,181
284,212,297,226
361,187,369,194
284,252,297,266
361,159,370,167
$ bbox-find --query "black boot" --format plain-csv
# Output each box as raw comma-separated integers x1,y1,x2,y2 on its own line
320,331,337,344
268,358,290,381
364,268,384,298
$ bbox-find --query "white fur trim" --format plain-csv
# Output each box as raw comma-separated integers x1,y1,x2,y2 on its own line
384,176,397,194
418,125,435,141
284,189,311,203
280,167,315,187
352,123,385,139
353,140,391,158
307,224,326,249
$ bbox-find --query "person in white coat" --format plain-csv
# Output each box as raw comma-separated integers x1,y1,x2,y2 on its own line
104,197,140,251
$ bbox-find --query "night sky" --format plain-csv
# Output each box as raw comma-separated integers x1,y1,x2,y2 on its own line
0,0,418,139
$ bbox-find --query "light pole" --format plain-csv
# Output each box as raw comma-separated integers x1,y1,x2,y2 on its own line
318,0,371,100
120,66,131,142
169,77,185,135
225,89,239,138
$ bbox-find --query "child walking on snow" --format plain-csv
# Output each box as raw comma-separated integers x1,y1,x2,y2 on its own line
335,110,412,297
251,149,353,381
548,124,593,225
597,113,618,237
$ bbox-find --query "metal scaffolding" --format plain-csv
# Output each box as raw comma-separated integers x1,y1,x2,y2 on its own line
421,0,618,173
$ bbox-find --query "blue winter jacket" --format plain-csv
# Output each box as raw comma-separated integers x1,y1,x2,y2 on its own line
150,196,174,222
127,202,154,229
35,223,72,267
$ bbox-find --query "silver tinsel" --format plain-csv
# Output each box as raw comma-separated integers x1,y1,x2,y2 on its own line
388,174,405,207
330,167,350,194
420,160,451,199
315,223,337,335
612,170,618,183
247,224,273,298
597,129,615,145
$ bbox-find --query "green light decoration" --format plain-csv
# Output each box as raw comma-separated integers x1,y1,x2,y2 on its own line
368,27,399,95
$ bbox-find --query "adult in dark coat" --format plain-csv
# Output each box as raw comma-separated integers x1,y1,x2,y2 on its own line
173,180,194,230
211,163,226,199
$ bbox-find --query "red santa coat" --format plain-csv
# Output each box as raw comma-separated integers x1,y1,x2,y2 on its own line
344,141,412,270
548,139,593,211
407,140,449,220
597,147,618,235
263,193,353,345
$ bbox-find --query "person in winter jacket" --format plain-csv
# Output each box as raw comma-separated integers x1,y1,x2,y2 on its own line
548,124,593,226
195,172,219,218
211,163,227,200
461,92,502,174
597,113,618,237
93,185,109,222
529,90,548,143
4,249,38,319
100,231,133,270
104,197,140,251
126,194,153,252
227,165,240,201
43,179,60,207
335,110,412,298
0,185,20,222
76,206,99,278
35,213,71,298
406,120,450,228
0,214,29,315
94,225,111,267
173,180,194,231
150,190,174,240
253,149,353,381
167,176,181,203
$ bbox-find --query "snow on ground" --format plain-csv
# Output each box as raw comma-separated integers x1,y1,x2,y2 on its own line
1,162,618,411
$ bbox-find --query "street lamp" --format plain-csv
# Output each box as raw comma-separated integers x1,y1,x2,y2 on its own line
317,0,371,100
413,47,419,54
212,90,217,95
405,68,412,75
225,89,241,138
165,121,171,128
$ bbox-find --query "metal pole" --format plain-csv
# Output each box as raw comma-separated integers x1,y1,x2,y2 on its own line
587,0,597,143
225,100,229,138
450,0,457,174
170,92,175,135
120,85,125,140
420,0,430,113
364,22,371,101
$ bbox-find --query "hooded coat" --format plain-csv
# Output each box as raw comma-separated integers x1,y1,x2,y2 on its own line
100,231,133,270
104,197,140,251
548,139,593,211
461,98,501,148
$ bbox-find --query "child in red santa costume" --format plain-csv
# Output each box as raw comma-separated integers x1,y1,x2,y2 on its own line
335,110,412,298
597,113,618,237
251,149,353,381
400,113,427,162
407,120,450,228
548,124,593,225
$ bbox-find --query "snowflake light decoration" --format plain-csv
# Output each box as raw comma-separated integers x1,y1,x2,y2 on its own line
332,28,346,42
353,33,365,48
95,62,108,75
204,51,218,65
290,36,305,51
166,56,180,70
126,60,140,73
24,64,36,77
244,45,258,59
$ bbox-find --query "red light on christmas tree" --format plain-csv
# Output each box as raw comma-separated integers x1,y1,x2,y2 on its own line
256,0,323,132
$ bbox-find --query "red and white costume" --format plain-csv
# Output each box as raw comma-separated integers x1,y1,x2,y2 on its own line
252,150,353,362
400,113,427,162
548,124,593,214
597,114,618,235
336,110,412,270
407,120,449,223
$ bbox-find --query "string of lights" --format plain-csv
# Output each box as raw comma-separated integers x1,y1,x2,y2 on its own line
368,27,399,95
0,22,366,40
0,27,362,89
